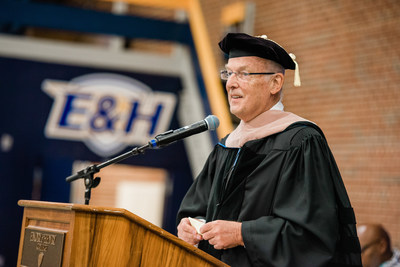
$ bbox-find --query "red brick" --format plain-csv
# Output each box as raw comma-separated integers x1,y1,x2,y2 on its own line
200,0,400,248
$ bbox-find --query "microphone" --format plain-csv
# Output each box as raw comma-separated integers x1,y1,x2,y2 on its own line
149,115,219,148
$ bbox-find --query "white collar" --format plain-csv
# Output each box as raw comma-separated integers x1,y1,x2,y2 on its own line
270,100,284,111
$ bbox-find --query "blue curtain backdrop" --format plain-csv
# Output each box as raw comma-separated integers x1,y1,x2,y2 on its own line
0,56,195,266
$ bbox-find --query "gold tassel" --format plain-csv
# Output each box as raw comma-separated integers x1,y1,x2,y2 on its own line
289,53,301,87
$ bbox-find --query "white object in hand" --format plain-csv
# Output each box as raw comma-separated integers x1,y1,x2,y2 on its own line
188,217,205,234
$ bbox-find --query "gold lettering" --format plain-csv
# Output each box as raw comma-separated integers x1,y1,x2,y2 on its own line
29,231,57,245
30,232,40,243
50,235,56,245
43,235,50,244
36,243,48,252
30,232,35,242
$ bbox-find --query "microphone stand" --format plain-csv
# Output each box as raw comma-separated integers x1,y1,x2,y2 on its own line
66,143,150,205
64,114,218,205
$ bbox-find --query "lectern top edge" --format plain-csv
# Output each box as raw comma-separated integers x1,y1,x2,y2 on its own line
18,200,230,267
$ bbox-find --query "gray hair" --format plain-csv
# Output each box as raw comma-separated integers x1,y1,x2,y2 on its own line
265,59,285,100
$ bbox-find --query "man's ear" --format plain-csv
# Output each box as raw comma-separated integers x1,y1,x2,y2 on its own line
269,73,284,95
379,239,389,252
378,238,388,254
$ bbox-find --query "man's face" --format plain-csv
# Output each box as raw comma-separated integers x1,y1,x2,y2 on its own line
357,225,383,267
225,56,277,122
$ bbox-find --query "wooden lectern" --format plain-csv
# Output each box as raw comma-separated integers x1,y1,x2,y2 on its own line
17,200,229,267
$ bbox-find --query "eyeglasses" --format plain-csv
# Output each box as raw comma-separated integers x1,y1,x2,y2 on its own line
220,70,276,81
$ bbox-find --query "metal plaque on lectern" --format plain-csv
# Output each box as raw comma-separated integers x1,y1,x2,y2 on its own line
21,227,65,267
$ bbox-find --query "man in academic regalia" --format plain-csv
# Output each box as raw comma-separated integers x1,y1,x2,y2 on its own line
176,33,362,267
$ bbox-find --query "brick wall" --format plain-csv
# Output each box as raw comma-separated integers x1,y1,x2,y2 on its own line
29,0,400,249
200,0,400,248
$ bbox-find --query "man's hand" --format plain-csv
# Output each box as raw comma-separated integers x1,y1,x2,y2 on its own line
177,218,203,245
200,220,244,250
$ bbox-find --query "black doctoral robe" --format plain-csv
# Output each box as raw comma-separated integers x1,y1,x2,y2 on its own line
177,122,361,267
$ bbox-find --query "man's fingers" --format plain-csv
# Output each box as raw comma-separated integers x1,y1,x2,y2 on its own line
199,222,210,234
177,218,203,245
199,221,216,238
178,218,193,232
199,220,243,249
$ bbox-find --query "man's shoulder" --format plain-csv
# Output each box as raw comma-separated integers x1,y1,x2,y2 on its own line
382,248,400,267
220,121,326,150
236,121,325,152
285,121,325,144
271,121,326,149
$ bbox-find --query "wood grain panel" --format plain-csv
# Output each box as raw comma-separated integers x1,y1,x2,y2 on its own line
17,200,229,267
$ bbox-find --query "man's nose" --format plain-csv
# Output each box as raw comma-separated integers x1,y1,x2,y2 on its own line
226,75,239,90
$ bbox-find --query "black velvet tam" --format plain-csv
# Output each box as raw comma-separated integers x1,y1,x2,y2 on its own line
218,33,296,70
